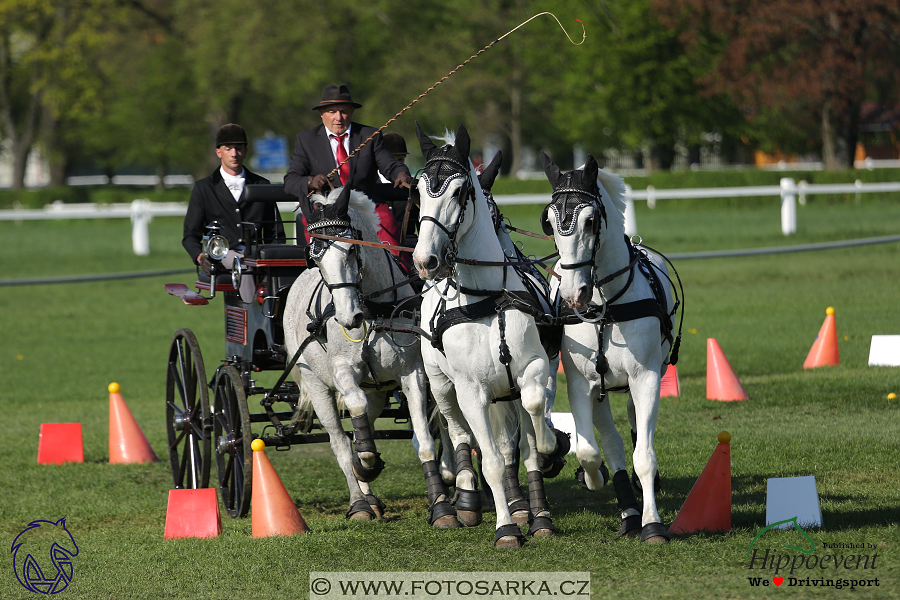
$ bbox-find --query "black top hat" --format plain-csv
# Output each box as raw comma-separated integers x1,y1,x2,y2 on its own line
215,123,247,147
312,84,363,110
382,132,408,156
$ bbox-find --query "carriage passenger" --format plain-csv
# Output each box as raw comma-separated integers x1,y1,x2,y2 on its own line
182,123,286,275
283,84,412,250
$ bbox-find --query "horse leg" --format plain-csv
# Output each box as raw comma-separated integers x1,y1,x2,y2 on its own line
489,401,529,526
629,372,669,544
467,401,526,548
627,397,661,493
304,376,376,520
404,370,460,529
591,394,642,538
517,354,569,465
568,367,609,492
516,403,556,537
331,360,385,482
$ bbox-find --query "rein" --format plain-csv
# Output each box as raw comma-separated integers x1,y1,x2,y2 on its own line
308,231,415,255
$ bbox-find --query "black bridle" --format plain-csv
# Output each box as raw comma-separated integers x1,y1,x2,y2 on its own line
416,154,474,268
542,185,606,272
305,218,364,292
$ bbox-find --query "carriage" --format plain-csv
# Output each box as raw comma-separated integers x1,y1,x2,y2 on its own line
163,184,420,519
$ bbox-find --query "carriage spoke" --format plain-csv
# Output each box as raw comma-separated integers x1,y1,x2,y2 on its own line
165,329,210,490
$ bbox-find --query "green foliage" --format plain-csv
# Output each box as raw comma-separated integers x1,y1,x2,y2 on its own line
0,186,189,209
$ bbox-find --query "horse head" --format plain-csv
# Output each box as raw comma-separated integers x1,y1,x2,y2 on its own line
306,184,381,329
11,518,79,594
412,122,475,280
540,151,627,307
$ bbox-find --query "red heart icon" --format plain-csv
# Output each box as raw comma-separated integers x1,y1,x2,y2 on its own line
773,577,784,586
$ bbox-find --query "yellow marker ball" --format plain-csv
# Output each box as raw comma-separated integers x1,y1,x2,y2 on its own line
108,382,120,393
251,439,265,452
718,431,731,444
888,393,897,400
826,306,835,316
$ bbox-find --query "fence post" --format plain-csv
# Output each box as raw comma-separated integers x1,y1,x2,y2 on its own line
646,184,656,209
131,199,151,256
623,190,637,237
780,178,797,235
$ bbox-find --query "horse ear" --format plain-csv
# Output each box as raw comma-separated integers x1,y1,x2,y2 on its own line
333,182,352,219
479,150,502,191
415,121,437,158
541,151,561,187
584,154,599,185
454,124,470,160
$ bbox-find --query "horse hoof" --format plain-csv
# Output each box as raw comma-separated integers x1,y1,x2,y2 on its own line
640,522,671,544
618,514,642,538
531,528,554,538
457,510,483,527
511,510,530,526
528,515,556,537
349,510,375,521
493,524,527,549
366,494,386,520
495,535,526,549
432,514,461,529
346,499,377,521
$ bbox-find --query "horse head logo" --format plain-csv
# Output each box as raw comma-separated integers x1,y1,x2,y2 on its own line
747,516,815,558
11,518,79,594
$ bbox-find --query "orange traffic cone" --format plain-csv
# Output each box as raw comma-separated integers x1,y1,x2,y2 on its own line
251,439,309,537
108,383,158,464
669,431,732,534
164,488,222,538
803,307,839,369
37,423,84,464
660,364,680,397
707,339,748,401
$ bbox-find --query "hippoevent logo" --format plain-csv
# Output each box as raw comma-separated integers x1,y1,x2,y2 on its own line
11,518,79,594
746,517,881,590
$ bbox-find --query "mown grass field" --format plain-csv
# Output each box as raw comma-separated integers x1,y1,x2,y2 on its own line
1,193,899,599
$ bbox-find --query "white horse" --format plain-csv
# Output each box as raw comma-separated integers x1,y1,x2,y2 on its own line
540,152,679,543
283,184,458,527
412,124,569,548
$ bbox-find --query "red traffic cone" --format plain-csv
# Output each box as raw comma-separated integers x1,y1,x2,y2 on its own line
164,488,222,538
669,431,732,534
660,364,680,398
37,423,84,464
803,307,839,369
251,440,309,537
108,383,158,464
707,339,748,401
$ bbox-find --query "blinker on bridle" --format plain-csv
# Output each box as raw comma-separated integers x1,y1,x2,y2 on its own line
305,218,364,292
542,184,605,271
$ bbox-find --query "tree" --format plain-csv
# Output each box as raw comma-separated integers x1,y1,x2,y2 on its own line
662,0,900,169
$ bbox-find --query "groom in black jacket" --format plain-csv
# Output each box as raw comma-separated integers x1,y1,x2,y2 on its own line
283,84,411,246
182,123,285,270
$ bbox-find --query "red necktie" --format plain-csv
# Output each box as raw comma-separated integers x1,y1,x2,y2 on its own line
334,134,349,186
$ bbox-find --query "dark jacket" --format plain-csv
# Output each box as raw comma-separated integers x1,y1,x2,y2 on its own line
283,123,409,200
182,168,285,264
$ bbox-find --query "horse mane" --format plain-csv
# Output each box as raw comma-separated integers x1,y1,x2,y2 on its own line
312,187,381,234
593,166,628,228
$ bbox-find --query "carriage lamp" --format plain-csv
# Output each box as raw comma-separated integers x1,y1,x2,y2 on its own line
205,234,229,261
231,255,243,289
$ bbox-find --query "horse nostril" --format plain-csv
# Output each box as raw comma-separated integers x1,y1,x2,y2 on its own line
350,313,364,330
423,255,439,271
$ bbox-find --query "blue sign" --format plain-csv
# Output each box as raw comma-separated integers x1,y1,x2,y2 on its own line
253,135,289,171
11,518,79,594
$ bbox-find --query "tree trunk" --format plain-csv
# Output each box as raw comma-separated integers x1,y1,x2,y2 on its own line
821,97,858,170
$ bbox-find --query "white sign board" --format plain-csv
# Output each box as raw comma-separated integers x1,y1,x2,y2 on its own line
868,335,900,367
766,476,822,528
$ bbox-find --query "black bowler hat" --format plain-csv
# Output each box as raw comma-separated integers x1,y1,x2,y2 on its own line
383,132,408,157
312,84,363,110
215,123,247,147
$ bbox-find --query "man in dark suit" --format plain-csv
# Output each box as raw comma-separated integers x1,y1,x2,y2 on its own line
182,123,285,270
283,84,411,246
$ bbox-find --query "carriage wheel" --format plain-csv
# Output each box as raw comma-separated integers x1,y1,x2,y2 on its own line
212,365,253,518
165,329,211,490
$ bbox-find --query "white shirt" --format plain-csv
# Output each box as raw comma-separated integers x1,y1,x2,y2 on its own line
220,167,246,201
325,125,352,164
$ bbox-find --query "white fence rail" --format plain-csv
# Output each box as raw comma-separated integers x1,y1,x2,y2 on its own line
1,179,898,254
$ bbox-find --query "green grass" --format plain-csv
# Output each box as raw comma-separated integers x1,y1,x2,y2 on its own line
1,198,899,599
